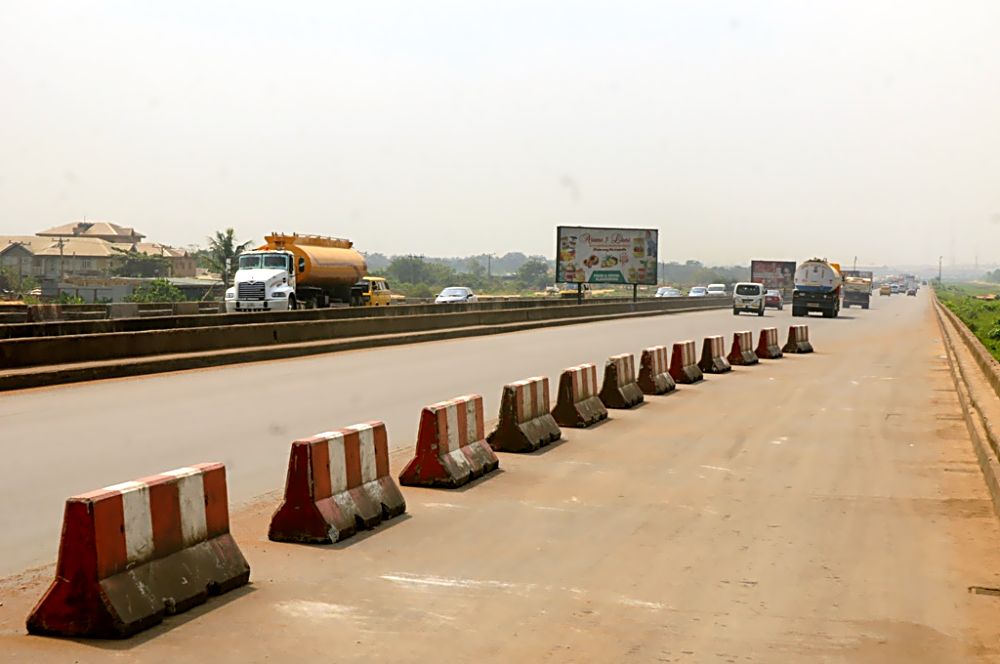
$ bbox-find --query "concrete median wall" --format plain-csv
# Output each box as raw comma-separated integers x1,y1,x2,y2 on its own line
0,297,727,370
1,296,721,340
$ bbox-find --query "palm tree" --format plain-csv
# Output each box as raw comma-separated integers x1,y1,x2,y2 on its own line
207,228,253,287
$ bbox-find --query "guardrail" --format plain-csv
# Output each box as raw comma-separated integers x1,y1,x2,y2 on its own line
0,296,705,340
0,297,729,370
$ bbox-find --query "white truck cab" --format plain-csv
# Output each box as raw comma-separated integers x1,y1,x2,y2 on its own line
732,282,765,316
225,251,297,313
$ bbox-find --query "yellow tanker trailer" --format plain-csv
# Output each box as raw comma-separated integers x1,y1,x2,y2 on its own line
225,233,367,312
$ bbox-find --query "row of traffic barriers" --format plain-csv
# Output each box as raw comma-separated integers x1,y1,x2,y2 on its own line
26,324,813,638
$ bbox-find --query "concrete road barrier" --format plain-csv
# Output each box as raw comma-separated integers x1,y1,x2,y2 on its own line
269,422,406,544
756,327,783,359
599,353,644,409
399,395,500,488
487,377,562,453
669,341,704,384
699,335,733,374
551,363,608,427
637,345,677,395
26,463,249,638
783,325,814,354
728,331,759,366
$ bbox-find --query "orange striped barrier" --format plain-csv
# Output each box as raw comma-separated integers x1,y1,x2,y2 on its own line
783,325,814,353
699,335,732,374
599,353,644,408
27,463,249,638
638,345,677,395
669,341,704,384
756,327,783,359
551,363,608,427
727,330,759,366
269,421,406,544
398,395,500,488
487,377,561,452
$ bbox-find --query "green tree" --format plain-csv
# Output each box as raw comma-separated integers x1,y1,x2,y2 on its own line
206,228,253,286
0,266,38,297
127,278,186,303
517,258,551,289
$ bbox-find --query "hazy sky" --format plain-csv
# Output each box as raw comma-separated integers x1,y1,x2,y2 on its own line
2,1,1000,265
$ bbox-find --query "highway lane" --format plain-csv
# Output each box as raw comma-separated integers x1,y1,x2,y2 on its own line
0,294,922,577
2,289,999,661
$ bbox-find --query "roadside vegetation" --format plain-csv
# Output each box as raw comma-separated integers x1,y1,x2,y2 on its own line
936,282,1000,359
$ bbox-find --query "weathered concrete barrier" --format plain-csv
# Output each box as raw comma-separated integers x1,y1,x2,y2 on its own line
637,345,676,395
783,325,814,354
552,363,608,427
487,377,561,453
669,341,703,384
727,331,759,366
756,327,783,359
599,353,644,409
269,421,406,544
699,335,732,374
26,463,249,638
398,395,500,488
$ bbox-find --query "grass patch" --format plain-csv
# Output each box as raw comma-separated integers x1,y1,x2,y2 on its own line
937,283,1000,360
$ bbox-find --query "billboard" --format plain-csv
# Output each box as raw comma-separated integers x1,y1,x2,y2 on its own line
750,260,796,295
556,226,658,286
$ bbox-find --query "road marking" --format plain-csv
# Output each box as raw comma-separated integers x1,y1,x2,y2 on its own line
420,502,467,509
380,573,532,593
617,597,665,611
700,465,734,474
276,600,358,620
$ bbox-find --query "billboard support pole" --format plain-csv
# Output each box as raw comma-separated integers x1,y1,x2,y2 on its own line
632,284,637,302
577,283,582,305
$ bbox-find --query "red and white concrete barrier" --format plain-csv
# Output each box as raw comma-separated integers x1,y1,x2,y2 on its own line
638,345,677,395
487,377,562,452
27,463,250,638
669,340,704,384
269,421,407,544
727,330,759,366
783,324,814,353
699,335,732,374
599,353,644,408
551,363,609,427
398,394,500,488
756,327,783,359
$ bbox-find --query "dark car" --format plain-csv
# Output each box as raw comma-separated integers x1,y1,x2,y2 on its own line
906,288,917,296
764,289,784,310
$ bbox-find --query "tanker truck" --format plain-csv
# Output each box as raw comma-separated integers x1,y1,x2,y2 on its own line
225,233,367,312
792,258,842,318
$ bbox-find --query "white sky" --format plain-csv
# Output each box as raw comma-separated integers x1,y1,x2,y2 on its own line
2,1,999,265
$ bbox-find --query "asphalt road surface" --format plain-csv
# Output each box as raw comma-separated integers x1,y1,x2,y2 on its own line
2,291,1000,662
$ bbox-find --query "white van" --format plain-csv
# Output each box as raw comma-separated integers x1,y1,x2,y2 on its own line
706,283,727,297
732,282,765,316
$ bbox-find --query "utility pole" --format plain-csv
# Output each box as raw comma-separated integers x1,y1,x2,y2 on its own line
938,256,943,283
487,254,492,278
57,237,66,281
853,255,857,271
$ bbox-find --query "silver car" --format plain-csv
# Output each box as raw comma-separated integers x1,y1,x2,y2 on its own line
435,287,478,304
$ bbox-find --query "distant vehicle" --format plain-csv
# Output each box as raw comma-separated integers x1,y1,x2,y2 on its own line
842,276,872,310
226,233,366,312
880,284,892,296
732,282,765,316
29,288,42,297
435,286,478,304
351,276,393,306
655,287,681,298
706,283,727,297
891,284,901,294
906,288,917,297
688,286,708,297
764,289,784,310
922,280,928,286
792,258,842,318
558,283,593,298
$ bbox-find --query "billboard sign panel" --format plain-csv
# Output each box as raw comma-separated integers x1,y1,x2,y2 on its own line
750,260,797,295
556,226,658,285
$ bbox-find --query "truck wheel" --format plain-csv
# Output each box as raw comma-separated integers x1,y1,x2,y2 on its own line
758,307,764,317
733,308,739,316
288,295,297,310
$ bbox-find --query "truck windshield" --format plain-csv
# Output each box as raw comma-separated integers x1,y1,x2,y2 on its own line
263,255,287,269
238,255,261,269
